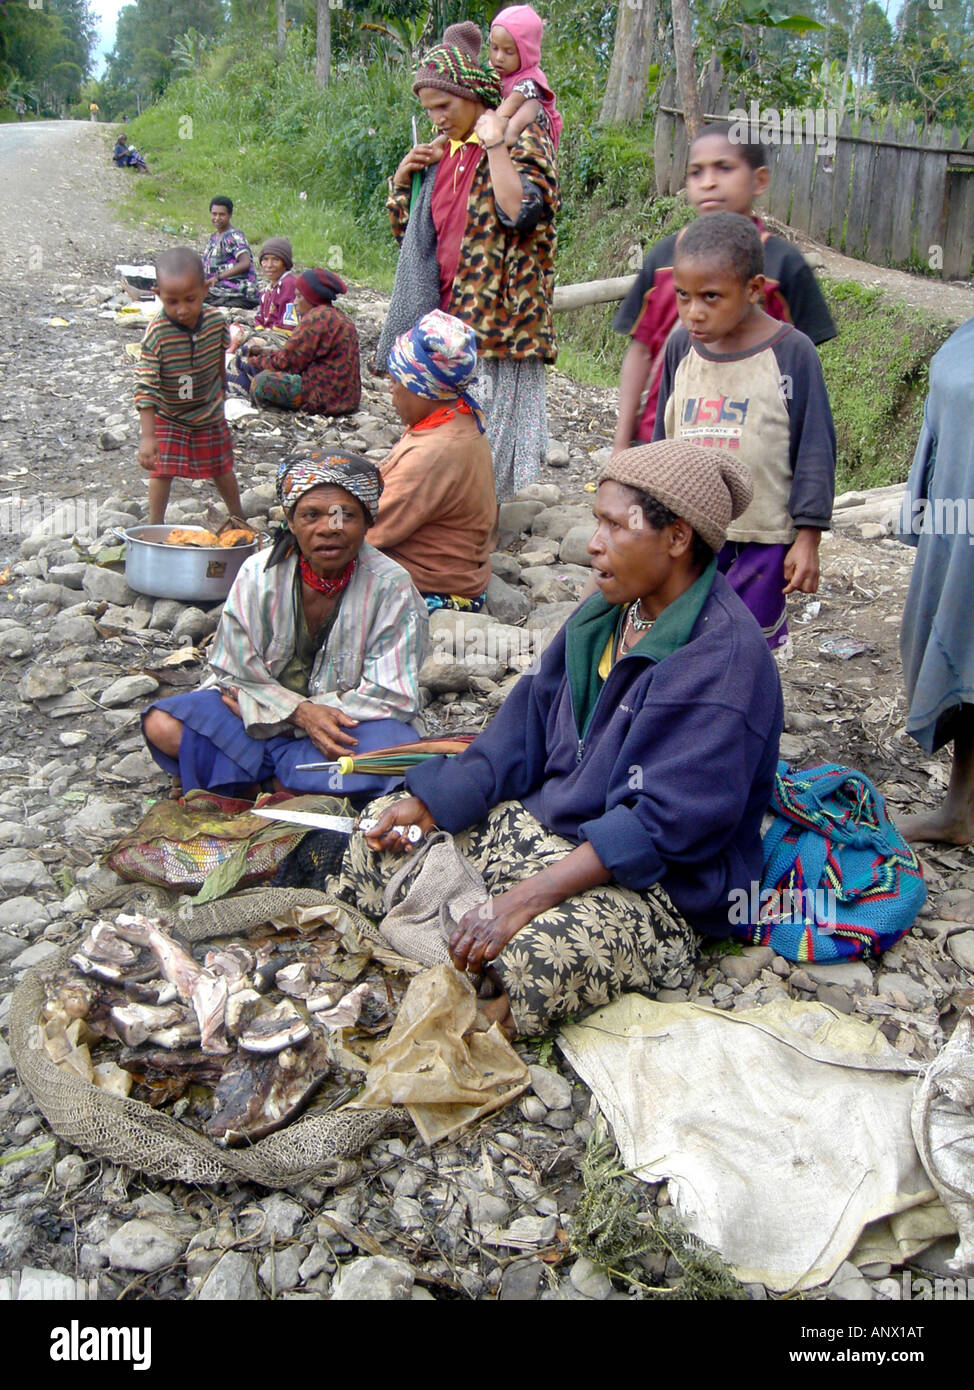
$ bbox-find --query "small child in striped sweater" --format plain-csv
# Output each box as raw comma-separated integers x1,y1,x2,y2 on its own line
135,248,243,524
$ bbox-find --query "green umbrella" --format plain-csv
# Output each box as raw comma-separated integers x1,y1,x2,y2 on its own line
296,735,476,778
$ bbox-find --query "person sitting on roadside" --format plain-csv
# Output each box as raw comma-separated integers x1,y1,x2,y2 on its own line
141,453,428,803
203,195,258,308
338,441,783,1038
225,238,299,392
112,132,148,171
367,310,497,613
242,269,361,416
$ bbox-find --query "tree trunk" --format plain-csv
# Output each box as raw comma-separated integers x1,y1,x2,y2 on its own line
600,0,659,126
316,0,331,87
276,0,287,61
671,0,703,140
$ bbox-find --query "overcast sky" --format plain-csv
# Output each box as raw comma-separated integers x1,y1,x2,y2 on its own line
90,0,130,75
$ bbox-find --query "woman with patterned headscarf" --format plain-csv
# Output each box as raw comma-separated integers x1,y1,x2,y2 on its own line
369,310,497,613
375,21,559,501
243,268,362,416
141,453,428,800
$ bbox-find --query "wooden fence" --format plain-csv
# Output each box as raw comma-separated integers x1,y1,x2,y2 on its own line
654,60,974,280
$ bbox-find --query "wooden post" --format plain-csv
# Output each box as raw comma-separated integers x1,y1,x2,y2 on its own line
552,276,639,312
654,72,677,197
914,124,947,273
890,120,921,266
671,0,703,140
867,117,901,266
845,116,876,260
315,0,331,87
942,130,974,279
828,113,855,252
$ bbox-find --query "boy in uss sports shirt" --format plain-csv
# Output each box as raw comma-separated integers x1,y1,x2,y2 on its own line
614,121,836,452
654,213,836,651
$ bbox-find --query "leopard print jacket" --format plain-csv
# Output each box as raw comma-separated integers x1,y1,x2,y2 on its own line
387,124,559,363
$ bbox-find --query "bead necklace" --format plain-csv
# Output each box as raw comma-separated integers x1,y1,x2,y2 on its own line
627,598,654,632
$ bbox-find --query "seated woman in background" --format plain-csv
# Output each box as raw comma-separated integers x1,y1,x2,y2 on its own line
244,269,361,416
254,237,299,333
142,453,428,802
226,237,299,387
203,195,258,308
368,310,497,613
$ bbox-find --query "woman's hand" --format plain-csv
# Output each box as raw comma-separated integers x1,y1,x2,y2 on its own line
449,885,539,975
362,795,436,853
474,111,507,149
220,686,242,719
393,140,445,188
290,701,359,758
449,841,613,975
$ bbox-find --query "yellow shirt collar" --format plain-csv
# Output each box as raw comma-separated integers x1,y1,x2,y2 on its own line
447,132,482,158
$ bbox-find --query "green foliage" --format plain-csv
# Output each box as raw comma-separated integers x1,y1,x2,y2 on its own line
105,0,227,109
121,51,415,286
874,2,974,129
0,0,94,114
570,1131,747,1299
556,184,694,385
818,281,953,491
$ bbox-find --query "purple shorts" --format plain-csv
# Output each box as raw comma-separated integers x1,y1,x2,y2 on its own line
717,541,789,651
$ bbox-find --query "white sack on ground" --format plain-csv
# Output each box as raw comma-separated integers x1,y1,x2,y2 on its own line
559,996,955,1292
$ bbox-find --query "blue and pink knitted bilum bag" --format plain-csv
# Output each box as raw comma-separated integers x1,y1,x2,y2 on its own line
732,762,927,962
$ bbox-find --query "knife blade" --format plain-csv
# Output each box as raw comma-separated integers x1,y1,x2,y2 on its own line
251,809,422,843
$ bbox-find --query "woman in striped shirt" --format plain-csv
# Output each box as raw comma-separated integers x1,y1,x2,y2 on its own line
142,454,428,802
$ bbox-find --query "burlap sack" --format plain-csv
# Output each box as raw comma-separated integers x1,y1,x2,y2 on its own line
378,833,489,967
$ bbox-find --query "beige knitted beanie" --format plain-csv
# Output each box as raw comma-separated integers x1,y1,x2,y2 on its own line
599,440,753,553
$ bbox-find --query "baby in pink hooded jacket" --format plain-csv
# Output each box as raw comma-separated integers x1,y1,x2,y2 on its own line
489,4,563,150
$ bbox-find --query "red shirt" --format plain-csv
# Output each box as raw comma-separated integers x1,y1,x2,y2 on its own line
618,217,834,441
431,140,485,309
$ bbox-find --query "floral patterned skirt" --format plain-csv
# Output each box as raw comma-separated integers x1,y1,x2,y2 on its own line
335,797,696,1037
473,357,548,502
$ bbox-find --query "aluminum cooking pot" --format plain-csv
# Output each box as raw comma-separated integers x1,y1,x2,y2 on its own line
120,525,259,604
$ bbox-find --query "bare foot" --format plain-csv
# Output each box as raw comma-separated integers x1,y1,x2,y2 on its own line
480,991,515,1040
899,804,974,845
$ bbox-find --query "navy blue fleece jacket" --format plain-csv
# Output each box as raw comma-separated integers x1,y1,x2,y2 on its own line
406,566,783,937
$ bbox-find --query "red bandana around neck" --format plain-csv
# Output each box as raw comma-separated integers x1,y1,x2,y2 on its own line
412,400,473,432
299,554,355,595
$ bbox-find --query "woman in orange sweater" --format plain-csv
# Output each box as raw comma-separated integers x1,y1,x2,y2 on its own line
369,310,497,612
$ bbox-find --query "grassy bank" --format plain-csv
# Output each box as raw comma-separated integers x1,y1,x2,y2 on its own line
120,45,954,491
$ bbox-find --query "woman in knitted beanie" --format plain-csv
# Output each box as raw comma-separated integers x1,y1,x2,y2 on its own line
338,441,785,1038
375,20,559,501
